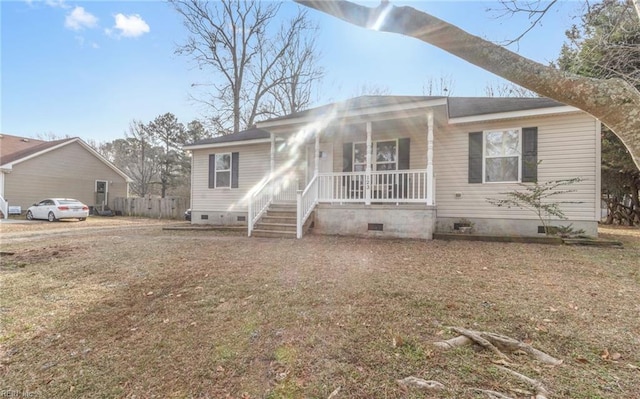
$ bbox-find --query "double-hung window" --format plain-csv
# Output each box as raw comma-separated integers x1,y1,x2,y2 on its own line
352,140,398,171
215,153,231,188
484,129,521,183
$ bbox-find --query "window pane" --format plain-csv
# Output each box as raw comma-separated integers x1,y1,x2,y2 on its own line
486,130,520,156
485,132,503,157
503,130,519,155
485,157,518,182
376,141,396,162
216,171,230,187
353,143,366,164
354,164,366,172
216,154,231,171
376,163,396,171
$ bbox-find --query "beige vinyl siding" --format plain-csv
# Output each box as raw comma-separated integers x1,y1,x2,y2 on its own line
191,143,271,212
5,141,128,210
434,112,598,221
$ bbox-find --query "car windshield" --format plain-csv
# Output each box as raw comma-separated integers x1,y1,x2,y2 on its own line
58,199,82,205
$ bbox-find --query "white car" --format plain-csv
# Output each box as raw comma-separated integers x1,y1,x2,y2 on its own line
26,198,89,222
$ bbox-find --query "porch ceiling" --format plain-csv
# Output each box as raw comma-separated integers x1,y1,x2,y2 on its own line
266,109,435,140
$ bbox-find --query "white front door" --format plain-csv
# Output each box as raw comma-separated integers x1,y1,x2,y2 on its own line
306,143,333,183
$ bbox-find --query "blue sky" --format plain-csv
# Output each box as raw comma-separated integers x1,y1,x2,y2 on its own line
1,0,583,143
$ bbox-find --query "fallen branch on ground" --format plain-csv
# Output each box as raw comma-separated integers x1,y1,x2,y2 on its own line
497,366,549,399
471,388,515,399
397,376,445,391
434,327,562,366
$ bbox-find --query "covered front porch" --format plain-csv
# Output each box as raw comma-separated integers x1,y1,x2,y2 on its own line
249,106,439,239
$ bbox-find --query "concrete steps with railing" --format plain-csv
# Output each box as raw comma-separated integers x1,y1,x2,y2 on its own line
251,202,314,238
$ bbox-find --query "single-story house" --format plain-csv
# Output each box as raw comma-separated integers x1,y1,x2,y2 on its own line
183,96,601,239
0,134,131,217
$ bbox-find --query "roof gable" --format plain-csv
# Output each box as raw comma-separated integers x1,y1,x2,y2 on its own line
0,134,132,182
0,135,71,165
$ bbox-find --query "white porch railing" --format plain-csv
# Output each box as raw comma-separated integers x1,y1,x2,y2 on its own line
296,175,318,238
248,175,299,236
0,195,8,219
317,169,431,204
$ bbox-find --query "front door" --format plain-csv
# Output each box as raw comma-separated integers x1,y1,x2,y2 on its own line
306,143,333,184
95,180,108,209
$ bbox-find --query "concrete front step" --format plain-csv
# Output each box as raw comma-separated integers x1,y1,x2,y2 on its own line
254,222,297,232
261,215,297,224
250,203,314,239
251,229,297,238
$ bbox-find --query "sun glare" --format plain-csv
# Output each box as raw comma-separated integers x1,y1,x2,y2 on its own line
236,106,340,210
370,3,392,31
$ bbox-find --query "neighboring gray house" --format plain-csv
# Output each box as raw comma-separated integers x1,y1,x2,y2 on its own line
0,134,131,217
183,96,601,239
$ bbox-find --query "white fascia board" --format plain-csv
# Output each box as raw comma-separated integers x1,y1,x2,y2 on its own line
183,138,273,151
256,98,448,129
448,105,581,124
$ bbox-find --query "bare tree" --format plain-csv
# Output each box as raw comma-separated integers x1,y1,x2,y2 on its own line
423,74,455,96
103,121,161,197
484,80,538,97
267,18,324,116
351,83,391,96
294,0,640,169
171,0,323,134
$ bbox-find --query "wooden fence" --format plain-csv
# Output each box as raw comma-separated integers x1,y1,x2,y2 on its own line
113,197,188,220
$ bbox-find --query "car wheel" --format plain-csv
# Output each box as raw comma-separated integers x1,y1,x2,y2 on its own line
26,210,34,220
47,212,57,222
79,217,86,221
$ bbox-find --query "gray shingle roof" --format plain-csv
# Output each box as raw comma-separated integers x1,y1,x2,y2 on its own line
185,96,568,147
447,97,564,119
184,127,271,147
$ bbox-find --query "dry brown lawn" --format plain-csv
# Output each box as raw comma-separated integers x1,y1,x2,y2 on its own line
1,219,639,398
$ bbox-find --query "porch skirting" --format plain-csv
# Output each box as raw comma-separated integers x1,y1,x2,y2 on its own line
312,204,437,240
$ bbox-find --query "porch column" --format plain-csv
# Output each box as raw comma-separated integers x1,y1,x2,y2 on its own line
314,130,320,177
426,112,434,206
270,132,276,201
365,121,372,205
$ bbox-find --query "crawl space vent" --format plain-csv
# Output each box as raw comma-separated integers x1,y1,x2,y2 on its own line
368,223,383,231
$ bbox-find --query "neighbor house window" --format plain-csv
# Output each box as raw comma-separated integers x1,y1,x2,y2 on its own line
484,129,520,182
352,140,398,171
215,153,231,188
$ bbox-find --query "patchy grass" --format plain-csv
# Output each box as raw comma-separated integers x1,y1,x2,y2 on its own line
1,221,639,398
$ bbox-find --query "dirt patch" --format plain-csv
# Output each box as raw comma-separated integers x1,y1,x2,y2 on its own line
0,225,639,398
0,245,82,271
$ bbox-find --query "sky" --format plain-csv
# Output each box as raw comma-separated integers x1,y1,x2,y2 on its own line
1,0,584,143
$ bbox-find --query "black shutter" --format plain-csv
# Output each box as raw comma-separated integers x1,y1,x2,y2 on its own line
398,138,410,170
522,127,538,183
231,152,239,188
468,132,483,183
208,154,216,188
342,142,353,172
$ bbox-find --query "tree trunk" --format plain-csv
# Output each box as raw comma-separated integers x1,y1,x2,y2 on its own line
295,0,640,169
